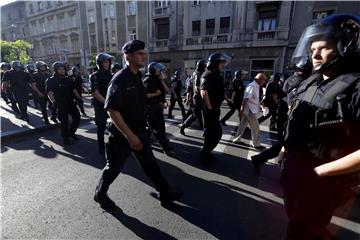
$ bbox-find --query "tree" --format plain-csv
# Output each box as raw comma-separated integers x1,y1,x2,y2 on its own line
0,40,32,64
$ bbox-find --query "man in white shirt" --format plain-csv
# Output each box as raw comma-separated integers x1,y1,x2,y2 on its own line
232,73,267,149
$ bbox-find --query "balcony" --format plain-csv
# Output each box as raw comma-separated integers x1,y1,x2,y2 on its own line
256,31,276,41
155,39,168,48
153,7,171,18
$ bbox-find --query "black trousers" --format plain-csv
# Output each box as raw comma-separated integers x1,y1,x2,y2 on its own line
147,104,169,149
38,95,48,120
183,96,204,129
202,108,222,153
76,95,86,114
5,89,19,113
13,90,29,119
258,103,277,129
57,103,80,139
30,89,39,108
94,106,108,152
96,132,170,195
168,93,186,119
220,101,240,124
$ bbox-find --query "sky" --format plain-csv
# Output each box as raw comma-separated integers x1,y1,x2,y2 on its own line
0,0,16,7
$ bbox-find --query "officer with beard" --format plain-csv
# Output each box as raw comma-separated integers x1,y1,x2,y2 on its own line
46,61,82,145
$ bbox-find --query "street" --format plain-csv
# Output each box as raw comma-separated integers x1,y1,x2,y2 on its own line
1,101,359,239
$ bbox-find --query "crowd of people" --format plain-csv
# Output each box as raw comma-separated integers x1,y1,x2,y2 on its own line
1,13,360,240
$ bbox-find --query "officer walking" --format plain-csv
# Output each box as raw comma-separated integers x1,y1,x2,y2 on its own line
90,53,113,155
94,40,182,209
46,61,82,145
0,62,12,105
220,70,247,126
26,63,39,109
2,60,31,122
143,62,174,155
200,52,231,164
281,14,360,239
168,70,186,120
71,67,86,116
31,61,51,125
180,60,206,135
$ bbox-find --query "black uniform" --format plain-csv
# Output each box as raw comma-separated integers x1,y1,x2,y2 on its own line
95,65,170,197
281,72,360,238
71,74,86,115
143,74,172,152
28,71,39,109
46,74,80,141
182,70,204,130
90,69,113,153
168,75,186,119
200,69,224,158
31,71,50,121
220,77,244,124
2,69,31,120
258,80,280,130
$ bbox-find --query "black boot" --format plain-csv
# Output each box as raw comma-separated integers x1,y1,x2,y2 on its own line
94,193,116,209
159,190,183,204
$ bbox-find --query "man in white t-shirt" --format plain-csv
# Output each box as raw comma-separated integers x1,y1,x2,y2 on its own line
232,72,267,149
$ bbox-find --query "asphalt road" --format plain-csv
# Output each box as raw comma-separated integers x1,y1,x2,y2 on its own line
1,104,359,239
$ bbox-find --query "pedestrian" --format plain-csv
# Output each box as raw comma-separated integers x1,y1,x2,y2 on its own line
167,70,186,120
94,40,182,209
71,67,86,116
46,61,81,145
90,53,114,155
220,70,247,126
143,62,174,155
30,61,51,125
180,59,206,135
232,73,267,149
200,52,231,164
2,60,31,122
280,14,360,239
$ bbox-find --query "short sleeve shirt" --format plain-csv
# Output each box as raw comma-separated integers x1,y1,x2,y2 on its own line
200,70,225,110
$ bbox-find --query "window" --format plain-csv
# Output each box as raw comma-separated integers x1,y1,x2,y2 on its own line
156,20,169,39
71,38,79,52
7,13,11,22
90,34,97,48
206,19,215,35
29,4,34,14
37,1,44,11
56,1,63,6
18,9,23,19
250,59,275,79
220,17,230,33
127,1,136,16
109,3,115,18
128,28,136,40
154,1,169,8
192,20,200,36
193,0,200,6
46,1,52,9
257,10,277,31
312,10,334,24
88,9,95,23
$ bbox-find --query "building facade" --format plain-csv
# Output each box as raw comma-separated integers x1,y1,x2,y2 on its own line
1,1,27,42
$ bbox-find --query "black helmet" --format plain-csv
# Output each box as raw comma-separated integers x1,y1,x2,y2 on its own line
11,60,24,70
52,61,66,73
195,59,207,72
35,61,48,71
0,62,11,71
112,63,122,70
148,62,166,75
174,70,181,77
234,70,242,78
26,63,36,73
207,52,231,70
292,14,360,73
293,56,312,75
71,66,79,73
270,72,281,82
95,52,113,70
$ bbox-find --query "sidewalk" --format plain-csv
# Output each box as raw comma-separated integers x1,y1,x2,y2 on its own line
0,96,94,143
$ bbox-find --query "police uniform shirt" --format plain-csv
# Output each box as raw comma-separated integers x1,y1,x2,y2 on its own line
46,75,77,105
171,77,182,95
200,70,225,110
143,74,165,105
90,70,113,105
284,73,360,151
72,74,83,95
231,78,245,105
32,72,50,93
2,70,31,92
105,65,146,136
192,70,203,97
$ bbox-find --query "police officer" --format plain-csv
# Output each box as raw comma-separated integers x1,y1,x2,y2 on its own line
31,61,51,124
2,60,31,122
143,62,174,155
112,63,122,74
281,14,360,239
1,62,12,104
168,70,186,120
180,60,206,135
220,70,247,126
26,63,39,109
200,52,230,163
94,40,182,209
71,67,86,116
90,53,113,155
46,61,81,145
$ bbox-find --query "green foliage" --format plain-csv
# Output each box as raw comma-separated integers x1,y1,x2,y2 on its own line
0,40,32,64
